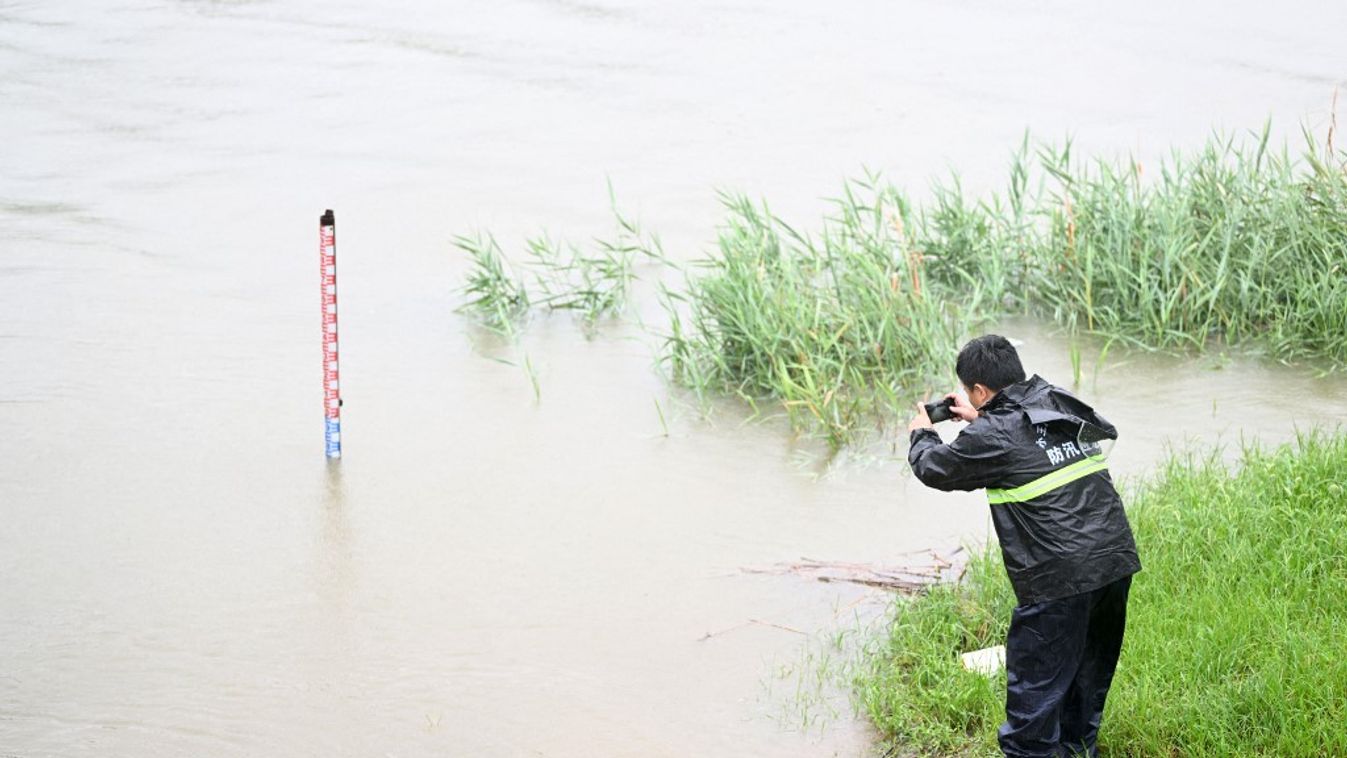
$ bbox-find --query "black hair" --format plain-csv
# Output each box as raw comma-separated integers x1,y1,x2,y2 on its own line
955,334,1026,392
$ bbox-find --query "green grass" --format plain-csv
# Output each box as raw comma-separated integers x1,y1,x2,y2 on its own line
855,430,1347,757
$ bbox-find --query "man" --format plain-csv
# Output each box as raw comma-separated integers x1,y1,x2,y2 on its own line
907,334,1141,758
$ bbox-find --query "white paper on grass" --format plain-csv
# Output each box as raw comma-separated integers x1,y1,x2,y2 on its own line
961,645,1006,676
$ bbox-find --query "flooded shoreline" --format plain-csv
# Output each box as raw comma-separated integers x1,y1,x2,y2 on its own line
4,1,1346,755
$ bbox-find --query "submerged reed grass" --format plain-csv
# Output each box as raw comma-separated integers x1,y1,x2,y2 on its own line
456,126,1347,444
456,232,530,334
663,128,1346,445
454,190,664,334
1023,128,1347,362
660,183,973,448
854,431,1347,756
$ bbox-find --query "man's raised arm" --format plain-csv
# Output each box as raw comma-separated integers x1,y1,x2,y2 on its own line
908,423,1011,492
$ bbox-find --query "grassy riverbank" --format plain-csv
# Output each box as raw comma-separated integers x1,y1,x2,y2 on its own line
855,431,1347,757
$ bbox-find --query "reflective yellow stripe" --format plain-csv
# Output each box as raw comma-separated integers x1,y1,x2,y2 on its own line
987,455,1109,504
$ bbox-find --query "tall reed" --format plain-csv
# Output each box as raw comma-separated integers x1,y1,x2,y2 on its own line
1026,127,1347,361
661,182,977,447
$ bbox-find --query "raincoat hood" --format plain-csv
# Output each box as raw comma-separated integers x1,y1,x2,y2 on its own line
991,375,1118,445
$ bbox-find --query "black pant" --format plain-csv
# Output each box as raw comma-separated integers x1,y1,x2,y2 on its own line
997,575,1132,758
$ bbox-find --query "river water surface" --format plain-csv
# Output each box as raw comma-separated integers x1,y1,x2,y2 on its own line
3,1,1346,756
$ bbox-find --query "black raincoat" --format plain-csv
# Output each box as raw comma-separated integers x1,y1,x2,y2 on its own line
909,375,1141,605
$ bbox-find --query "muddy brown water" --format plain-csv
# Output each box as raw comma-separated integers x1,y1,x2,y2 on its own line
3,1,1346,755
